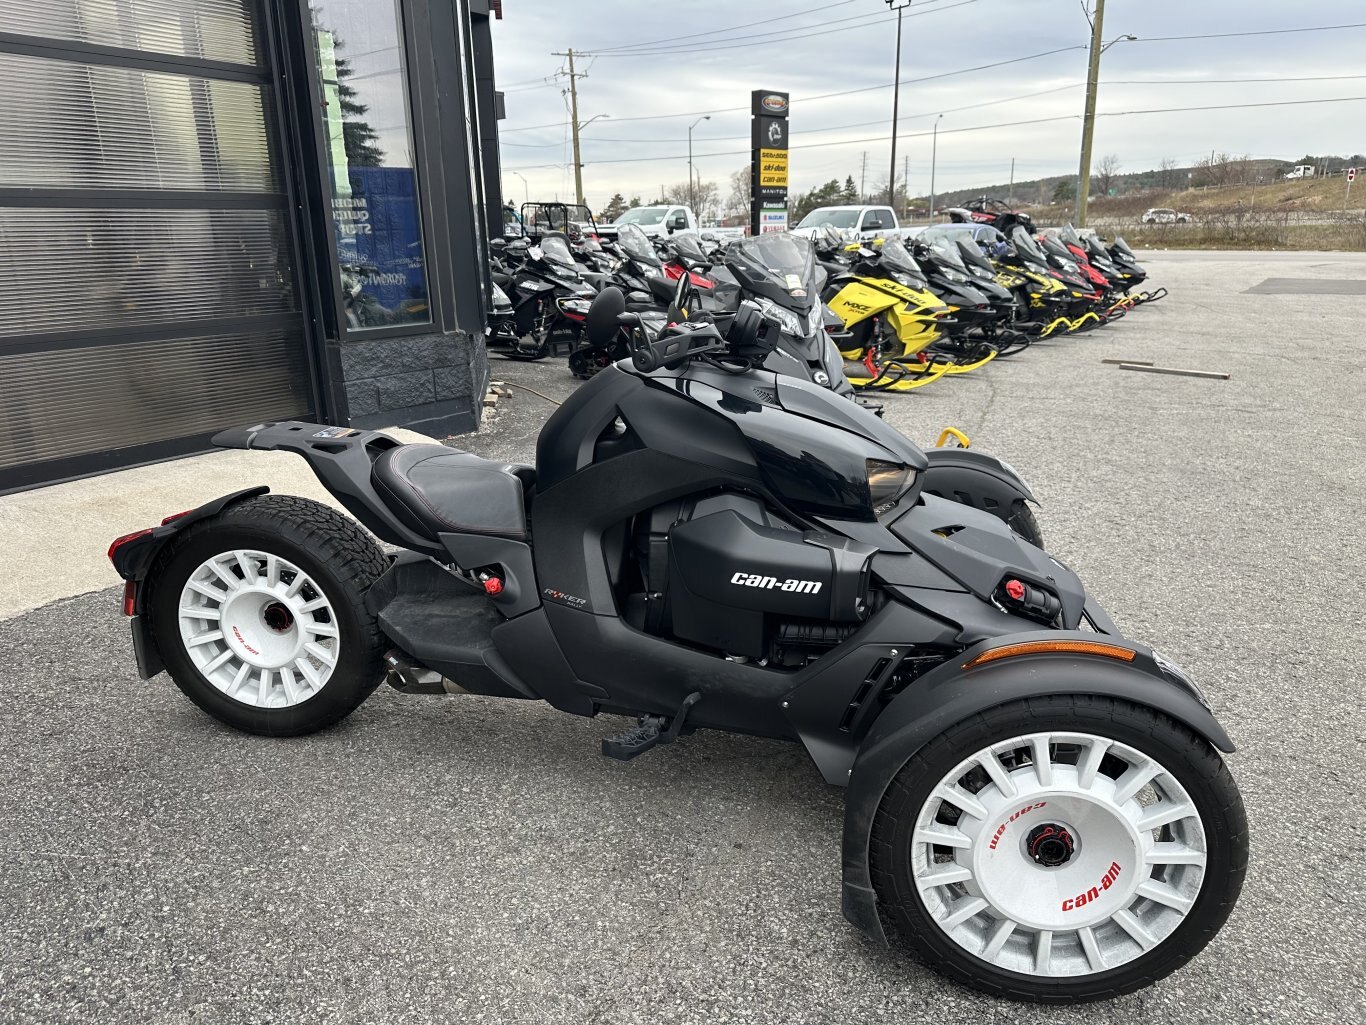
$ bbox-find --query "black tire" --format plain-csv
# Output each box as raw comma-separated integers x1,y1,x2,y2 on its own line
1008,500,1044,548
148,495,387,736
869,695,1248,1003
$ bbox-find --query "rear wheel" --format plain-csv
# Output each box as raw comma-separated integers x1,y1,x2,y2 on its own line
869,695,1247,1003
1008,501,1044,548
149,495,387,736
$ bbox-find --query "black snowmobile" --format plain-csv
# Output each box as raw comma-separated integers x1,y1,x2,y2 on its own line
107,281,1246,1005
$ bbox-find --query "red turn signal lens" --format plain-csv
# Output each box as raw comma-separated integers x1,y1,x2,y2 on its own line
122,580,137,617
161,510,191,525
107,528,153,564
482,577,504,596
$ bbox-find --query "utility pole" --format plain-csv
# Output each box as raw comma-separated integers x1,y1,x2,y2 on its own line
1074,3,1135,226
860,151,868,202
551,48,586,207
885,1,912,209
1009,158,1015,205
903,155,909,218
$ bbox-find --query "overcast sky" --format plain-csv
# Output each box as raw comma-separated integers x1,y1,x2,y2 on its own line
487,0,1366,209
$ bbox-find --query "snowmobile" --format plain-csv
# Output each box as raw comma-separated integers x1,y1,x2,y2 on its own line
107,282,1246,1005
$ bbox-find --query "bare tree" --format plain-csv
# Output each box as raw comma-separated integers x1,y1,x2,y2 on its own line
1158,157,1182,190
1192,152,1249,188
726,166,750,219
1092,153,1121,197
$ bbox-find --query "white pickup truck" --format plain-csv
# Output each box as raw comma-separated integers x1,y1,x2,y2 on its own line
790,204,901,242
596,204,698,241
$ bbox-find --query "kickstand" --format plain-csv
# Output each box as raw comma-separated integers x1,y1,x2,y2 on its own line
601,691,702,761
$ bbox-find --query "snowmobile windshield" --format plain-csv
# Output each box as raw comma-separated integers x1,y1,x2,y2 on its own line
1059,224,1085,249
956,238,996,274
929,235,969,272
876,237,929,288
1113,235,1137,259
618,223,661,266
725,232,817,313
919,225,976,245
670,233,708,264
1041,234,1073,261
1011,226,1047,265
796,208,860,229
540,235,576,268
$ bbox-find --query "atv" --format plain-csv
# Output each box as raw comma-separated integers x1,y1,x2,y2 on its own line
107,285,1246,1004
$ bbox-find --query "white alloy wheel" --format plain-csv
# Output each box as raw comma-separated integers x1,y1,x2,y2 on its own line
910,731,1207,978
177,549,340,708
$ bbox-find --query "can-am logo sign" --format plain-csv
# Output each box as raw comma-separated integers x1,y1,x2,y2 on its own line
761,94,788,114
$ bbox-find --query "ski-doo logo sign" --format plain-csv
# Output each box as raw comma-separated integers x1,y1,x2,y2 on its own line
761,94,788,115
730,572,822,594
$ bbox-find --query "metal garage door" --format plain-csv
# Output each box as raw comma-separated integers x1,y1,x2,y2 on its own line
0,0,314,492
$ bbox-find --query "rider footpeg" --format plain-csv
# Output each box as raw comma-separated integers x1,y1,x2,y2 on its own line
601,691,702,761
602,716,665,761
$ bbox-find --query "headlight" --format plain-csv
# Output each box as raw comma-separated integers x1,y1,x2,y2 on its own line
867,459,916,510
890,272,924,289
940,268,970,283
491,283,510,304
558,297,591,314
755,296,803,336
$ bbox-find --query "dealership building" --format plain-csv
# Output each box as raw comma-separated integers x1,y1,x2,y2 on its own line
0,0,505,492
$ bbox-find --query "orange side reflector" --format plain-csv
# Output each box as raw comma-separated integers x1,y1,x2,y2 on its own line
963,639,1136,670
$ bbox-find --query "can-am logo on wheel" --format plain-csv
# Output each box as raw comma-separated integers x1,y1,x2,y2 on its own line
730,572,822,594
1061,862,1123,911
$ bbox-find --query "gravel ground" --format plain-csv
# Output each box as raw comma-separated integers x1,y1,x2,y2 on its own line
2,250,1364,1024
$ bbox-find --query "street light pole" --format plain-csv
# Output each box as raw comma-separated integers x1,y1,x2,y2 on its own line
884,1,912,208
512,171,528,206
688,115,710,212
928,114,943,226
1075,0,1136,226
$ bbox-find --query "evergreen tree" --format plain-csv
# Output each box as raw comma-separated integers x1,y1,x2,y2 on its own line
333,49,384,167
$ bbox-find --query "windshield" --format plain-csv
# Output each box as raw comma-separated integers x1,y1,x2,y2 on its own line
797,208,859,229
669,232,707,263
918,225,976,244
540,235,576,267
956,238,995,274
615,207,668,226
1112,235,1136,259
725,232,817,312
1011,226,1047,264
876,237,928,286
929,235,968,272
1059,224,1084,249
617,223,660,265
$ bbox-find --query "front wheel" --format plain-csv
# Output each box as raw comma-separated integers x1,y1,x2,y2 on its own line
869,695,1248,1003
148,495,387,736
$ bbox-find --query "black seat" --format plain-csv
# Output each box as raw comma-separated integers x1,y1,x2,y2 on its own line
371,445,533,541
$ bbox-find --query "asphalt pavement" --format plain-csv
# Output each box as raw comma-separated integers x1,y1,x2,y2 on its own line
2,250,1364,1024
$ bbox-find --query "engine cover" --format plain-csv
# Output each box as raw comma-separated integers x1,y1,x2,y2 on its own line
664,506,874,658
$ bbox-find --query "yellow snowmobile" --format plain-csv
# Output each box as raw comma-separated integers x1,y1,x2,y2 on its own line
822,236,961,392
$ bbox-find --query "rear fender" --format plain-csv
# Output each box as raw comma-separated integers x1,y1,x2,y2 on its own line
838,633,1234,943
109,486,269,681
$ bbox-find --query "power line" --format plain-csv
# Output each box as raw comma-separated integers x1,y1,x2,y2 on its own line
589,1,976,58
589,0,863,53
1104,73,1366,85
1097,95,1366,116
1129,22,1366,42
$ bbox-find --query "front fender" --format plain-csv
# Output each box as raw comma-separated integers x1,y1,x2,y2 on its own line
921,446,1037,509
838,631,1234,943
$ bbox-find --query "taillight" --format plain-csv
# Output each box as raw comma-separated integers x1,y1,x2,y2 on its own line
161,510,190,526
107,528,152,564
122,580,137,616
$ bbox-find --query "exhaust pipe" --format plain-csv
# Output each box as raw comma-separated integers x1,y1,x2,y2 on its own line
383,650,470,695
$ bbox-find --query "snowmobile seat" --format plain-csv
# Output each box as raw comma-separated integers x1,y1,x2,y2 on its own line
371,444,534,541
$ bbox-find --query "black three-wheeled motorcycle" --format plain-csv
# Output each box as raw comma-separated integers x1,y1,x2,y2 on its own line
108,281,1246,1004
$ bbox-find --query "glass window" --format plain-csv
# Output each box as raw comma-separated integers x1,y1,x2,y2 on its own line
311,0,429,330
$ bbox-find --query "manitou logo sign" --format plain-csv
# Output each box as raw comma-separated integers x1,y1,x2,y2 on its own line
730,572,822,594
